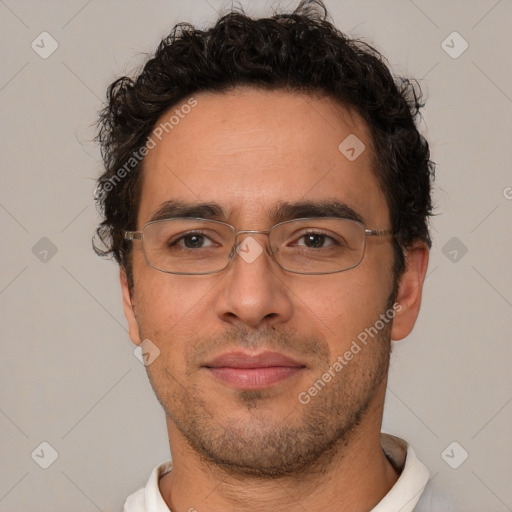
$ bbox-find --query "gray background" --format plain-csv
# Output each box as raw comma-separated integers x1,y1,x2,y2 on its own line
1,0,511,510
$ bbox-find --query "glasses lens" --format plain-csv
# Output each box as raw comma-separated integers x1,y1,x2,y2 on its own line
142,219,234,274
270,218,366,274
139,217,366,275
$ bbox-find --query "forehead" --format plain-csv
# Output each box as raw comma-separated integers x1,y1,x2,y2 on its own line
138,87,389,228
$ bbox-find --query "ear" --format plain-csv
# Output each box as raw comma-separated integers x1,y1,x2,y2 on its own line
120,268,142,346
391,242,429,341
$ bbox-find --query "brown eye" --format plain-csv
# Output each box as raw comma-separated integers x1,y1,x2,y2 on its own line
169,232,216,249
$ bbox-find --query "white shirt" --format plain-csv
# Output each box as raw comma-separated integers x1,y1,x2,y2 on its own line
123,434,444,512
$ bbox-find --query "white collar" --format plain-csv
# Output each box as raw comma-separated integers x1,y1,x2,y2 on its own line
372,434,430,512
123,433,430,512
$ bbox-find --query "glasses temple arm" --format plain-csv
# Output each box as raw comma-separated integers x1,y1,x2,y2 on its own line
364,229,394,237
124,230,143,241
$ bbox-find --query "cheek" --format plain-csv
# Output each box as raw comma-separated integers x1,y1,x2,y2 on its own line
133,268,217,341
292,255,393,352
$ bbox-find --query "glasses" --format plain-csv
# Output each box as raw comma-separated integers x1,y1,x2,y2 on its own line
124,217,392,275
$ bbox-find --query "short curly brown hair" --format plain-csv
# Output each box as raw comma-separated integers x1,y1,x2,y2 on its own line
94,0,434,288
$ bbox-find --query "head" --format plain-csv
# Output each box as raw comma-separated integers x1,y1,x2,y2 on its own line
94,0,433,477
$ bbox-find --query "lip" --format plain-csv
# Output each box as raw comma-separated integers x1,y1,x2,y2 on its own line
206,351,304,369
204,351,306,389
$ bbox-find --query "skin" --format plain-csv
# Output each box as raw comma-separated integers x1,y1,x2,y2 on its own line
120,87,429,512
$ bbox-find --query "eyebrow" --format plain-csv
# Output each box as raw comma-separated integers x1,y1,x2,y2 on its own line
149,201,225,223
148,199,364,225
269,200,364,224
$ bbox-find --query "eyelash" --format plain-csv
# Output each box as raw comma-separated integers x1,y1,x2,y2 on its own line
168,230,341,249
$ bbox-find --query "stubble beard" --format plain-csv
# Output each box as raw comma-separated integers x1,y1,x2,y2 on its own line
145,310,393,479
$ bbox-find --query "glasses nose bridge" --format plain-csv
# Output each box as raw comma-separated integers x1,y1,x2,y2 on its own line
235,228,271,238
234,229,272,247
229,229,274,260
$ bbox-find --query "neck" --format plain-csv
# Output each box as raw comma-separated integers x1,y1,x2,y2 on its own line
159,399,399,512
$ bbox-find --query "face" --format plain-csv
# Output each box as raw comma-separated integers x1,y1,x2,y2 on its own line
121,87,428,477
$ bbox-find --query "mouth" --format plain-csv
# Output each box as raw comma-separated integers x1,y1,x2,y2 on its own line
203,351,306,389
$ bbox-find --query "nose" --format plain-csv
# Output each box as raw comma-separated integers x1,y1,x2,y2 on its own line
214,233,293,328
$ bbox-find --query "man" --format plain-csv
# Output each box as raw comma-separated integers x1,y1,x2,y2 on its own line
94,1,440,510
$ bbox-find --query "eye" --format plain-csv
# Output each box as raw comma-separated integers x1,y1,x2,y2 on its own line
294,232,338,249
170,232,216,249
